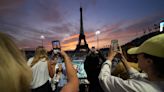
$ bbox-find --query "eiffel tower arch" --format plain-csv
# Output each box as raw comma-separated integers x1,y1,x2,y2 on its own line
75,7,90,52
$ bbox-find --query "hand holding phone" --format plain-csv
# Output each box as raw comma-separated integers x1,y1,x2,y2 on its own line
53,49,60,54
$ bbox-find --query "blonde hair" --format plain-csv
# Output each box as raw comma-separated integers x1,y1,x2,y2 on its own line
0,32,32,92
30,46,48,67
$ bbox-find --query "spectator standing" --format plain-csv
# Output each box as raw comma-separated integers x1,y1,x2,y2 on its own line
84,47,105,92
51,51,67,92
99,34,164,92
27,46,54,92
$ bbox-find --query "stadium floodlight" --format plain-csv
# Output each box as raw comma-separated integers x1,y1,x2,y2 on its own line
40,35,45,46
95,30,101,49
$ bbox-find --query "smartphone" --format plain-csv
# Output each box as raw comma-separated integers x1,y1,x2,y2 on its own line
52,40,61,50
111,39,119,51
52,40,61,54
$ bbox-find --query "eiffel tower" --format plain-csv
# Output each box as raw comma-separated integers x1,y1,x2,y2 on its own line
75,7,90,52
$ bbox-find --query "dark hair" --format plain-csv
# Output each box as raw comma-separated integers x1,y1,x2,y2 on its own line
143,53,164,78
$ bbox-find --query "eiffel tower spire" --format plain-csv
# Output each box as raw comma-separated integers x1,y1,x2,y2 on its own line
80,7,84,35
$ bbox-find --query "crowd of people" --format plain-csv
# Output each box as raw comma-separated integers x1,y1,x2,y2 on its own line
0,31,164,92
0,32,79,92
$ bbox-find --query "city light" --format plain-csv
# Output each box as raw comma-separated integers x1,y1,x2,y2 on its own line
40,35,45,39
95,31,100,35
40,35,45,46
95,30,101,49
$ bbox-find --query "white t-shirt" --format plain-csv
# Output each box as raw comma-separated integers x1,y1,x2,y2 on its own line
27,57,49,89
99,60,164,92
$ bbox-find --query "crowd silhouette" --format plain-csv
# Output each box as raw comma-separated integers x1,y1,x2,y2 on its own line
0,31,164,92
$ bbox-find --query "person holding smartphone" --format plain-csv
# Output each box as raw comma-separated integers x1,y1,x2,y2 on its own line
58,50,79,92
99,34,164,92
51,59,67,92
50,40,68,92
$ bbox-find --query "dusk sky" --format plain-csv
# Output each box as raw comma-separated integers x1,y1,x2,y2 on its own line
0,0,164,51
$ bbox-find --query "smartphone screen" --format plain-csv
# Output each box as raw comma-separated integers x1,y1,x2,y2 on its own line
111,39,119,51
52,40,61,49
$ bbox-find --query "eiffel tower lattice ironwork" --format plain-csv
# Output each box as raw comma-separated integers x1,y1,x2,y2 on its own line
75,7,89,52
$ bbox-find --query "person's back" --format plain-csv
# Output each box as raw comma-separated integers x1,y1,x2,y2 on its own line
27,57,50,89
27,46,54,92
84,51,105,92
0,32,32,92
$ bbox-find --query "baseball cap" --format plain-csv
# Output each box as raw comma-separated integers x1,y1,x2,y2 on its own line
127,34,164,58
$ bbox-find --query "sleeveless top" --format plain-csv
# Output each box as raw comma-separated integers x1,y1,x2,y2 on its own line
27,57,49,89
